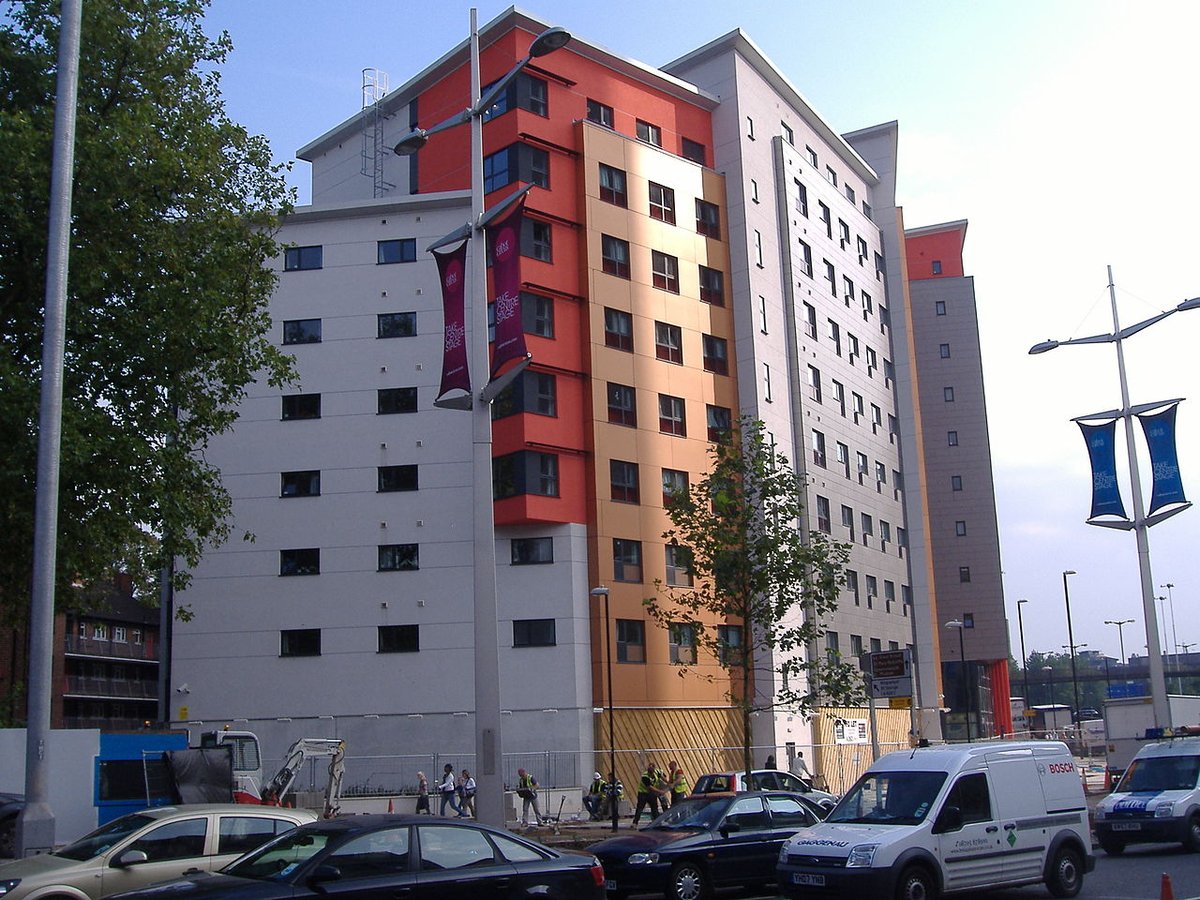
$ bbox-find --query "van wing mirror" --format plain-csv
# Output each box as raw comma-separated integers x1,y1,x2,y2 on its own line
933,805,962,834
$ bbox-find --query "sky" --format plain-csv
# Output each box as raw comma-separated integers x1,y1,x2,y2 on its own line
203,0,1200,669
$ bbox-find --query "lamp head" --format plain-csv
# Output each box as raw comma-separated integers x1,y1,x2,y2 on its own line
1029,339,1059,355
945,619,964,629
529,26,571,57
393,129,429,156
1177,297,1200,312
590,586,610,597
1063,569,1076,577
1017,598,1028,605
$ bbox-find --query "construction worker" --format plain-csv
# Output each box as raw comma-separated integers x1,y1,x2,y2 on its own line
602,771,624,820
633,762,665,824
667,760,689,807
584,772,607,820
516,767,544,826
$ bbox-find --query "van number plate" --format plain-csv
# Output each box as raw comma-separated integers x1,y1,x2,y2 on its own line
1111,822,1141,831
792,873,826,886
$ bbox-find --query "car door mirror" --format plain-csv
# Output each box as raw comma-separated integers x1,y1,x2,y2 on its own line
112,849,149,868
933,805,962,834
719,820,741,837
308,864,342,885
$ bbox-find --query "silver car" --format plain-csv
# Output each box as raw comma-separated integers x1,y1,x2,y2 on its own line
690,770,838,813
0,804,315,898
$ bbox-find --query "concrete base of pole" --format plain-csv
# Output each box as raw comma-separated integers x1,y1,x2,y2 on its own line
16,802,55,856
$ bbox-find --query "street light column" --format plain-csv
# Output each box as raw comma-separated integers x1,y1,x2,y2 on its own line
1017,599,1030,721
590,586,618,833
1062,571,1081,722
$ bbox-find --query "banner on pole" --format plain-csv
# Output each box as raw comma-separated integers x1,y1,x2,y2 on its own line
1079,419,1128,522
433,242,470,405
487,198,527,380
1139,403,1188,515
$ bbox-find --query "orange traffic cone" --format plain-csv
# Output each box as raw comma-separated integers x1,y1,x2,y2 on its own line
387,798,394,813
1161,872,1174,900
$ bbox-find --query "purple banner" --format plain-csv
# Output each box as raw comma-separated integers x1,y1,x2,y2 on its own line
433,242,470,402
487,198,527,379
1079,419,1128,521
1139,404,1188,515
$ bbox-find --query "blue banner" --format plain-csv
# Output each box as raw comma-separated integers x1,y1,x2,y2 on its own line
1139,404,1188,515
1079,420,1128,521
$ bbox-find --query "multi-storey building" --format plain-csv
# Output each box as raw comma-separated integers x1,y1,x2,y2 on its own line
170,8,1003,781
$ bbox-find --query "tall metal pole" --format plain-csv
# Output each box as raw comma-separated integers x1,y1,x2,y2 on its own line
1161,583,1180,692
20,0,82,857
1017,599,1030,713
604,591,617,832
1105,618,1133,665
958,627,970,742
1063,571,1081,722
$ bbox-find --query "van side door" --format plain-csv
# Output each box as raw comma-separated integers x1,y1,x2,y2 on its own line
934,772,1004,892
986,755,1054,883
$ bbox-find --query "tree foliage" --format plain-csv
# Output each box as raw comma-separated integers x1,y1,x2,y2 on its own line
644,417,865,774
0,0,294,620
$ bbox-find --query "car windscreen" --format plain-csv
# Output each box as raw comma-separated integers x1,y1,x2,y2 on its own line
646,796,724,829
827,771,948,826
1118,755,1200,793
55,813,158,860
223,828,336,880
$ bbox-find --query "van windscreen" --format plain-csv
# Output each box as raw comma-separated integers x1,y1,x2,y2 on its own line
827,771,948,826
1118,755,1200,793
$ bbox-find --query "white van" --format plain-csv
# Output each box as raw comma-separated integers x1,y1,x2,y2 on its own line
776,741,1093,899
1094,734,1200,854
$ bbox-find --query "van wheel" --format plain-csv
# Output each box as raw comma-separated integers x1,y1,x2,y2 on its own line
1046,845,1083,898
1098,834,1125,855
895,865,938,900
1184,813,1200,852
668,861,709,900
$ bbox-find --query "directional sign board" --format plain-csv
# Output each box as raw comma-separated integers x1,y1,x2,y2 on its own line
864,649,913,699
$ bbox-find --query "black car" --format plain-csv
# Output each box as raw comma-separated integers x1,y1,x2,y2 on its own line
107,814,605,900
587,791,821,900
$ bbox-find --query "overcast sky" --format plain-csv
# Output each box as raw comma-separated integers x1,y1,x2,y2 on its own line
204,0,1200,669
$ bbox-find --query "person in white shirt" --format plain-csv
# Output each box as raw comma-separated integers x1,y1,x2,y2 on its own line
439,763,461,816
790,750,813,782
458,769,476,818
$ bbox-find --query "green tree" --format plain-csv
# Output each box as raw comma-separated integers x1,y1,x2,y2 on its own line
644,417,864,776
0,1,294,635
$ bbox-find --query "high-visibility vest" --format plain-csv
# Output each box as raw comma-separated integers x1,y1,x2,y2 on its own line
589,778,606,794
519,773,537,791
671,769,689,794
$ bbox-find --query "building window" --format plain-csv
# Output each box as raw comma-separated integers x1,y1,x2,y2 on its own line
807,365,822,403
492,370,557,419
857,235,869,263
493,450,559,498
482,72,548,119
816,495,831,533
511,537,554,565
599,163,627,206
669,623,697,664
378,625,419,653
482,143,548,193
753,230,764,267
699,265,725,305
522,292,554,337
131,628,143,644
613,539,643,583
281,394,320,420
707,405,731,442
745,115,755,139
718,624,743,666
948,430,959,447
377,238,417,264
803,302,817,339
283,246,322,271
281,629,320,657
865,575,878,607
845,183,856,204
819,202,831,238
280,548,319,577
655,321,683,364
824,260,836,297
837,442,850,478
932,260,943,275
781,121,794,145
811,429,826,467
940,343,951,359
825,165,837,187
827,319,842,355
951,475,963,491
943,386,955,402
586,98,613,127
280,470,320,498
681,137,705,165
863,200,873,219
378,464,418,493
764,363,773,402
662,468,688,507
610,459,640,503
648,182,676,224
604,308,633,352
846,570,860,605
378,387,418,414
805,145,818,166
955,520,967,537
702,334,728,374
282,318,321,345
513,619,556,647
112,626,127,643
935,300,947,316
378,543,419,572
601,234,630,278
750,178,759,202
659,394,686,436
651,251,679,293
794,179,809,217
852,393,864,424
665,543,693,587
959,566,971,583
862,514,874,546
607,382,637,426
798,240,813,277
841,504,855,539
521,218,552,262
695,199,720,238
635,119,661,147
378,312,416,338
616,619,645,662
839,219,851,250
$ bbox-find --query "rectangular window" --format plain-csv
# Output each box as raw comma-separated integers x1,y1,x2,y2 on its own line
669,623,697,664
764,363,773,402
955,520,967,537
819,202,832,239
607,382,637,427
699,265,725,305
805,145,818,167
521,218,552,262
283,245,322,271
794,179,809,217
944,386,955,402
702,334,728,374
492,370,556,419
881,521,892,547
825,165,838,186
511,537,554,565
378,464,418,492
280,470,320,498
482,72,547,119
824,260,836,297
695,199,720,238
839,219,851,250
616,619,645,662
613,539,643,583
951,475,963,491
636,119,662,146
280,548,320,577
807,365,822,403
959,566,971,583
746,115,755,139
750,178,759,202
866,575,878,606
378,625,419,653
803,303,817,338
932,260,943,275
811,429,826,467
648,182,676,224
754,230,764,267
482,143,549,193
939,343,951,359
281,394,320,420
798,240,813,277
377,238,416,264
837,442,850,478
665,544,693,587
816,495,831,533
522,292,554,337
863,201,873,220
948,430,959,446
281,629,320,657
378,312,416,338
610,459,640,503
706,404,731,442
587,98,614,127
852,392,864,424
841,504,855,539
659,394,686,436
655,321,683,364
781,121,794,145
283,319,321,345
662,468,688,507
857,235,869,263
935,300,947,316
378,543,419,572
378,387,418,414
599,163,627,206
718,624,743,666
492,450,559,499
849,335,861,365
513,618,556,647
681,137,705,165
827,319,842,355
601,234,630,278
871,404,882,434
651,251,679,293
847,570,860,605
603,307,633,352
856,451,869,482
844,183,856,204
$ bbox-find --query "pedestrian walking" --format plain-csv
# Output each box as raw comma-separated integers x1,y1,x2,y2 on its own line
439,763,461,816
458,769,476,818
415,771,431,814
666,760,689,807
516,767,544,826
789,750,812,782
633,762,665,824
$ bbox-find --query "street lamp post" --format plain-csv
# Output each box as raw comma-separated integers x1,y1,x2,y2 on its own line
1062,571,1082,722
1017,599,1030,718
945,620,970,742
1104,618,1134,665
1029,273,1200,730
1042,665,1055,707
590,586,618,832
391,11,571,828
1161,582,1180,690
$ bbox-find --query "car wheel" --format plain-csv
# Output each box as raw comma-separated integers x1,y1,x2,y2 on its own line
668,861,709,900
1098,834,1125,855
1046,845,1083,898
894,864,938,900
1184,813,1200,852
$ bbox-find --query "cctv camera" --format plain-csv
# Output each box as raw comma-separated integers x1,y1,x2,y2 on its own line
176,683,190,694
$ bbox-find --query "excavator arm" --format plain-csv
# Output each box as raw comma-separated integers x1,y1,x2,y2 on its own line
260,738,346,817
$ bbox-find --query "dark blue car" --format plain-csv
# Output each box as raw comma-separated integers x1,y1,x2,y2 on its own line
587,791,820,900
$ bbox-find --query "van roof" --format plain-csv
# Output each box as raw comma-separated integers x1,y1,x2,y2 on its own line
871,741,1072,771
1134,736,1200,758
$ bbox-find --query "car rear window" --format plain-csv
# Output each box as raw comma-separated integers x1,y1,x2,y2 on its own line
219,816,295,855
